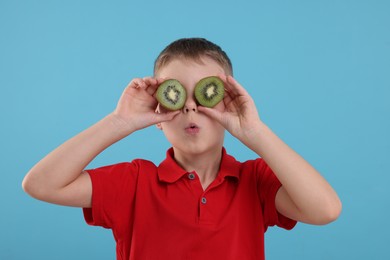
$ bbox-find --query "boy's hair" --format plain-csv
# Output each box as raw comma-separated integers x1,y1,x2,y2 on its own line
154,38,233,76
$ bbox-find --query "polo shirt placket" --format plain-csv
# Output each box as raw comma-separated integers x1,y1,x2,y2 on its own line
186,171,230,225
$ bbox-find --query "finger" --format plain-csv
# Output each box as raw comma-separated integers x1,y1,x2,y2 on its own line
154,110,181,123
198,106,224,125
222,92,234,109
130,78,146,89
155,77,168,85
143,77,159,95
122,78,142,97
217,74,237,96
218,74,248,97
143,76,158,86
226,75,250,96
151,77,170,98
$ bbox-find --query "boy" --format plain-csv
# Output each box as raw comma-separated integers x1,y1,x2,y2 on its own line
22,38,341,259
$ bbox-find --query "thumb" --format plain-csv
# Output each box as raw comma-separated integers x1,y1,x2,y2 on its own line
198,106,225,126
154,110,180,123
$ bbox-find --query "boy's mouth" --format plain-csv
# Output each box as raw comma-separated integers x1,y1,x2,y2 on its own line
185,123,200,135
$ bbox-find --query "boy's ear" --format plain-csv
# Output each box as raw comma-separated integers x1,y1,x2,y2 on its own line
156,123,163,130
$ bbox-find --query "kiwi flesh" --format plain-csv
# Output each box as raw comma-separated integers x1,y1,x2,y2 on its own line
194,76,225,107
156,79,187,110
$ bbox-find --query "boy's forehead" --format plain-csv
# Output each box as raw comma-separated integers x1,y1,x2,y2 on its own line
155,57,226,80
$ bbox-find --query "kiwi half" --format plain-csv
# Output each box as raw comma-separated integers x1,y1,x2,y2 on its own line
156,79,187,110
194,76,225,108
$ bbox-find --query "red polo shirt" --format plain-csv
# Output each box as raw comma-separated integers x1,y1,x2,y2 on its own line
83,148,296,259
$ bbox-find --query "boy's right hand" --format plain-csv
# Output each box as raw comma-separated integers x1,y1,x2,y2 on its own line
23,77,180,209
112,77,180,133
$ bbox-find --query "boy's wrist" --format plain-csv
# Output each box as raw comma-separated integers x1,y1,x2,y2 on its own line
242,121,267,139
240,121,270,152
104,113,136,138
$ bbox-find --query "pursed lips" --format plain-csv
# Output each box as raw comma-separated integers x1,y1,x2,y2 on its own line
184,123,200,134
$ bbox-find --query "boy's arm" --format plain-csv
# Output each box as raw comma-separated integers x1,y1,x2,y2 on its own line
22,77,179,208
199,75,342,225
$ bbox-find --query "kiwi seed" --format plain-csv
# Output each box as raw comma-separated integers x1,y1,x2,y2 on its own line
156,79,187,110
194,76,225,108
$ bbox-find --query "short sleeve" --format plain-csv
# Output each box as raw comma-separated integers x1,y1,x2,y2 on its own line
255,159,297,231
82,161,140,229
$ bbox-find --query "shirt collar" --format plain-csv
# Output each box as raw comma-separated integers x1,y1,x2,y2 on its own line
157,147,241,183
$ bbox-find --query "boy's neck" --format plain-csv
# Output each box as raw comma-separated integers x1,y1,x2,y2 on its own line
172,146,223,191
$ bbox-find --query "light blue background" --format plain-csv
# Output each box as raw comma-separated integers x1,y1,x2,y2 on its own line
1,0,389,259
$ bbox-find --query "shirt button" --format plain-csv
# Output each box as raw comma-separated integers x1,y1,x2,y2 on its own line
188,173,195,180
201,197,207,204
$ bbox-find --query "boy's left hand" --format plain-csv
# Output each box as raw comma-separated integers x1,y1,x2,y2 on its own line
198,75,263,144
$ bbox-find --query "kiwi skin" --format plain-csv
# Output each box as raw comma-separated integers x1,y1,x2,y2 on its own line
194,76,225,108
156,79,187,111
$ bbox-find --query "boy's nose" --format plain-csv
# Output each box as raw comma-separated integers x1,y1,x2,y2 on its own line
182,99,198,113
183,106,197,113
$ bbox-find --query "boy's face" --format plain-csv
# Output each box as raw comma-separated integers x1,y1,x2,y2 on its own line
155,56,226,155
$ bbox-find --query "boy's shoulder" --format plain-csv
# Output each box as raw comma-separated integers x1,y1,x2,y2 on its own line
87,158,157,177
220,149,271,180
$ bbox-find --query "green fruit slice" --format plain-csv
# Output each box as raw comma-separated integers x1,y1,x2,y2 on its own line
194,76,225,108
156,79,187,110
